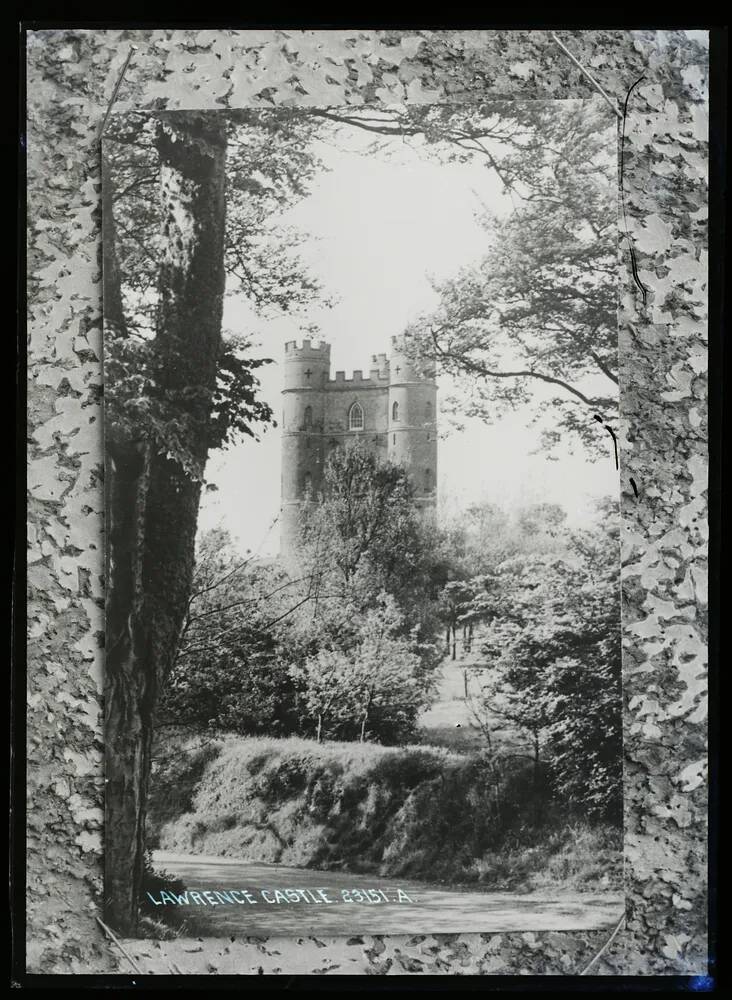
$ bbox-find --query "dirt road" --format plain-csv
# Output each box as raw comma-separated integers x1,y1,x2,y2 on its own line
144,851,624,937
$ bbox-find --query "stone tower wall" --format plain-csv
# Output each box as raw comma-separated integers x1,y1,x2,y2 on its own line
281,339,331,557
387,336,438,503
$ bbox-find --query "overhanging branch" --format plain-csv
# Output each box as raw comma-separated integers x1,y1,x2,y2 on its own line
429,327,601,409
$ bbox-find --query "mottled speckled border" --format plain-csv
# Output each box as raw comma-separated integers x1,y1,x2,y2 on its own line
25,28,709,977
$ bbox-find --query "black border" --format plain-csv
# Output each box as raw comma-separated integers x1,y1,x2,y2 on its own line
12,15,726,992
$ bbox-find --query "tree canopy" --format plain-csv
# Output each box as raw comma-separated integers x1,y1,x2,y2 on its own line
335,101,620,452
104,110,329,478
298,443,446,632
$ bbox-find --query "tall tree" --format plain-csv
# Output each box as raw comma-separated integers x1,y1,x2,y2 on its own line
104,112,229,933
103,110,323,933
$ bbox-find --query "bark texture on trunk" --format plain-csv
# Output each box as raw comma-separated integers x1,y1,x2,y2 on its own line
104,114,227,934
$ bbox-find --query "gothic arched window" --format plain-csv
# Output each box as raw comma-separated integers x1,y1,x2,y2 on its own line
425,401,432,421
303,405,312,428
348,401,364,431
392,401,399,422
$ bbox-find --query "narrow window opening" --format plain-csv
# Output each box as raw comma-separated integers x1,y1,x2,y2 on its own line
392,401,399,421
303,405,312,428
349,401,364,431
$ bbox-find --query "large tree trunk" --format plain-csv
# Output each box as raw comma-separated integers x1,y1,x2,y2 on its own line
104,113,227,934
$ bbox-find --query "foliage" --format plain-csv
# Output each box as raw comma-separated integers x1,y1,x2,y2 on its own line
309,101,606,198
158,529,307,736
29,21,708,964
104,329,275,479
470,499,622,821
291,596,435,744
160,523,441,746
104,110,329,475
161,490,622,824
298,443,447,637
107,110,326,334
384,101,619,452
433,500,569,658
118,99,623,831
146,734,225,846
438,500,567,580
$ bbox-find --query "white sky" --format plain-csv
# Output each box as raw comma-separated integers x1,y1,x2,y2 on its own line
199,118,619,557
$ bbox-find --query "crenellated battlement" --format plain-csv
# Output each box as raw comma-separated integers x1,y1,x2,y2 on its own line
329,369,390,386
284,339,331,357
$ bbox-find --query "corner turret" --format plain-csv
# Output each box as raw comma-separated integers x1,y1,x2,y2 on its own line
387,335,437,501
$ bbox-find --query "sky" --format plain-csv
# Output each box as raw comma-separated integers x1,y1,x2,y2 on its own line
198,117,619,557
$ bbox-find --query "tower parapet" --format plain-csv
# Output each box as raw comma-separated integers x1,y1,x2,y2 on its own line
329,368,390,387
371,353,389,379
389,335,436,385
283,339,331,391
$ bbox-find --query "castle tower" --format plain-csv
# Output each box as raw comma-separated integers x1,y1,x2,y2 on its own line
280,337,437,562
387,336,438,506
280,339,331,558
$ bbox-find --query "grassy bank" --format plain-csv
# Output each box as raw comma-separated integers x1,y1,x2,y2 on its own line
148,734,621,892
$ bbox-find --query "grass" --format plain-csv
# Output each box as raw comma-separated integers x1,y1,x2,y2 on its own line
415,660,529,755
148,733,622,893
469,822,623,892
146,733,224,847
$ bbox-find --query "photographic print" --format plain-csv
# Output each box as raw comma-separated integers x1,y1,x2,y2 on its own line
102,101,624,939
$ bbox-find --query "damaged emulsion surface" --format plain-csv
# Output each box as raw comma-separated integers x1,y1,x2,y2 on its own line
26,28,708,975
